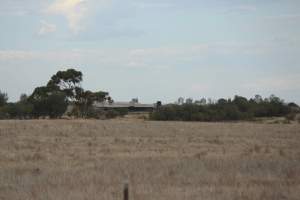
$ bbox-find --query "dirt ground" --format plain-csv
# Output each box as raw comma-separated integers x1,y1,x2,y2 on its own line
0,119,299,200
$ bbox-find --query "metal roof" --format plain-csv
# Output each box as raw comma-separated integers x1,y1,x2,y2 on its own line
93,101,155,108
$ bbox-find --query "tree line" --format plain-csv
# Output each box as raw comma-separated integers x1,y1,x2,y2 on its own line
150,95,299,122
1,68,299,121
0,69,127,119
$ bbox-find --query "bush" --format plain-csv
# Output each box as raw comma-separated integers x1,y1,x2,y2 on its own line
114,108,129,116
285,113,296,121
105,109,120,119
283,119,291,124
86,107,102,119
2,103,20,119
0,91,8,107
0,102,34,119
296,115,300,124
84,108,128,119
150,95,296,122
0,107,7,119
30,91,68,119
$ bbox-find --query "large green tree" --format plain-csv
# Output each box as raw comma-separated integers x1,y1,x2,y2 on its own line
29,86,68,118
47,68,83,100
74,89,110,117
0,90,8,107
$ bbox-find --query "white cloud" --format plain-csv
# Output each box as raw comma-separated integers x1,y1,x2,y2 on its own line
45,0,113,33
47,0,88,33
38,20,57,35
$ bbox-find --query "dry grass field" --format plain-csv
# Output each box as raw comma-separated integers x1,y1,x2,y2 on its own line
0,119,299,200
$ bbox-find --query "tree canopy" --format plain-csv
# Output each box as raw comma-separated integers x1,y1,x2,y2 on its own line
0,68,299,121
150,95,299,122
47,68,83,100
29,86,68,118
0,91,8,107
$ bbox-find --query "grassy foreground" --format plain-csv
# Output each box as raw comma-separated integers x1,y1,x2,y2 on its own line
0,119,299,200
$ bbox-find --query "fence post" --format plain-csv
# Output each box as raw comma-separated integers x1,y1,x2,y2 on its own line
124,182,129,200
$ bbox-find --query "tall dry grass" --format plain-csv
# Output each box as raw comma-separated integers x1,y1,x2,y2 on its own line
0,120,299,200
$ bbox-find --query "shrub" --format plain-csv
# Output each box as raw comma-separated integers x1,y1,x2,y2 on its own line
0,91,8,107
150,95,296,122
0,107,7,119
296,115,300,124
114,108,129,116
285,113,296,121
29,89,68,119
105,109,120,119
283,119,291,124
86,107,102,119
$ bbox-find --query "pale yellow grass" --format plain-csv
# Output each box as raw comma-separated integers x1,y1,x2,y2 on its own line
0,120,299,200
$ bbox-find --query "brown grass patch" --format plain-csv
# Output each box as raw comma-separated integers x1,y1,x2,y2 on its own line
0,120,299,199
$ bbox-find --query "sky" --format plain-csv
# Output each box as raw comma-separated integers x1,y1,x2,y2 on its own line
0,0,299,104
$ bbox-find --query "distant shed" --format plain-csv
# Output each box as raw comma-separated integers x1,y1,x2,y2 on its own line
93,101,156,112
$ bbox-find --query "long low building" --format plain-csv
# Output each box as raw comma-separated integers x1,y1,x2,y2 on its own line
93,101,157,112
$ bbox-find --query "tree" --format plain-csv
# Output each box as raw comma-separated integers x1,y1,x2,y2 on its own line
16,102,33,119
74,89,110,117
200,98,207,105
19,94,28,102
217,98,227,105
288,102,299,108
254,94,263,103
185,98,193,104
47,92,68,118
29,86,68,118
2,103,18,118
93,91,110,102
151,95,295,122
30,68,83,118
47,69,83,100
233,95,249,112
0,91,8,107
177,97,184,105
269,94,282,104
0,93,33,119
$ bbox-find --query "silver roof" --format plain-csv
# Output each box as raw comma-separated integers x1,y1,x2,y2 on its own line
94,101,155,108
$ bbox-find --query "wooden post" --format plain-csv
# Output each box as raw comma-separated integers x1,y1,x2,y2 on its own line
124,182,129,200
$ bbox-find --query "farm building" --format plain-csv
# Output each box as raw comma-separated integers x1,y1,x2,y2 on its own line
93,99,160,112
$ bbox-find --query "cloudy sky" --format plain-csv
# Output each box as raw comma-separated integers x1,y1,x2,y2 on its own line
0,0,299,104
